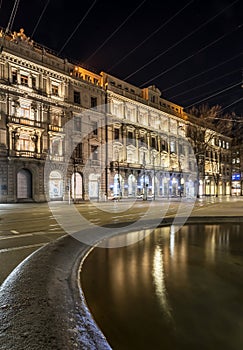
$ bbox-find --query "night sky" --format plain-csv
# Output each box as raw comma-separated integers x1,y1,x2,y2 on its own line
0,0,242,115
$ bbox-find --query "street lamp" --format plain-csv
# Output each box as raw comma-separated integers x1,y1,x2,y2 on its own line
97,177,100,202
143,151,147,201
73,159,77,203
116,150,121,199
153,154,156,200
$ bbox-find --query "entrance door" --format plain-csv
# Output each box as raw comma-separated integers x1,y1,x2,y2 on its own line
17,169,32,199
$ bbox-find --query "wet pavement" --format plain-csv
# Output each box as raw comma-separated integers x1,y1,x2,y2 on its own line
0,196,243,349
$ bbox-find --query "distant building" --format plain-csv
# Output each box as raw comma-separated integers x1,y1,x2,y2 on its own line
0,28,232,202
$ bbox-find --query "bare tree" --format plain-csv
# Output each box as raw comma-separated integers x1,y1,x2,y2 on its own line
187,104,233,197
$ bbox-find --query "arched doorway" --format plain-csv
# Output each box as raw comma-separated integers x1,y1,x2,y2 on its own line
113,174,123,197
128,174,136,197
89,173,100,200
49,170,63,200
17,169,32,200
71,172,83,201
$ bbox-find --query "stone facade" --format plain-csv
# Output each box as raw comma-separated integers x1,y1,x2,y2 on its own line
0,28,232,202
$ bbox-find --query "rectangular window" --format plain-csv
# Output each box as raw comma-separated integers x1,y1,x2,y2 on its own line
151,137,156,149
128,131,133,140
32,76,36,89
12,70,18,84
52,115,60,126
43,78,47,93
74,91,81,104
20,74,28,86
72,143,82,158
92,121,98,135
161,140,168,152
91,145,98,160
114,128,120,140
178,144,183,155
51,85,59,96
20,104,30,118
74,117,81,131
91,97,97,108
170,141,176,153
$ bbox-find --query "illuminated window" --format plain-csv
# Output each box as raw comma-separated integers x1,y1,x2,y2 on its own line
91,145,98,160
170,141,176,153
19,104,30,118
52,115,60,126
17,133,35,152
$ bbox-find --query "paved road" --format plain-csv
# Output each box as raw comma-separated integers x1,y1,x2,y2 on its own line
0,196,243,284
0,196,243,350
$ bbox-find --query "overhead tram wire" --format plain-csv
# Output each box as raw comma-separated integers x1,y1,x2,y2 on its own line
169,69,240,100
84,0,147,63
58,0,97,55
185,81,242,109
107,0,194,72
31,0,50,39
0,0,20,53
219,97,243,114
183,79,241,105
140,23,243,87
163,52,243,92
6,0,20,33
124,0,240,81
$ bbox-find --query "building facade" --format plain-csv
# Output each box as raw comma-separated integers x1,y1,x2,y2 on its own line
0,28,232,203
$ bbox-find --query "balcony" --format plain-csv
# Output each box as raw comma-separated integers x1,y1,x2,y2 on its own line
10,150,43,159
8,116,45,128
49,125,63,132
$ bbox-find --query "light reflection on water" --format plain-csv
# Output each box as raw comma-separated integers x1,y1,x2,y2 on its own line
81,224,243,350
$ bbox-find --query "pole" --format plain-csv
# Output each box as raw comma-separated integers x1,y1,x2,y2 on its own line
153,155,155,200
73,162,76,203
105,87,108,200
143,151,147,201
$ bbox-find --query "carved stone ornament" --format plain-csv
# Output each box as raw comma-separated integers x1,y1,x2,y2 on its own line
0,92,6,101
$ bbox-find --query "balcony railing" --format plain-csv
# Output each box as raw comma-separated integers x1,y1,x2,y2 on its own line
49,124,63,132
10,150,43,159
8,116,45,128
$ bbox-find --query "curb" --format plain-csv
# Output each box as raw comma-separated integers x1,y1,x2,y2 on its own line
1,214,243,349
0,235,111,350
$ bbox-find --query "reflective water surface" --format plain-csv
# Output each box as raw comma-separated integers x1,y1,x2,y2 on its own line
81,224,243,350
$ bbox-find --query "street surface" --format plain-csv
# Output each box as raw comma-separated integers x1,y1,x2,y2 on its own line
0,196,243,284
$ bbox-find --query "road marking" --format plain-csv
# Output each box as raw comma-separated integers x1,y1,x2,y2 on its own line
10,230,19,234
0,231,58,240
0,243,46,253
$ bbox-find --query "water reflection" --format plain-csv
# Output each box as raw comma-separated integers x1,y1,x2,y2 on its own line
81,223,243,350
152,245,173,322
